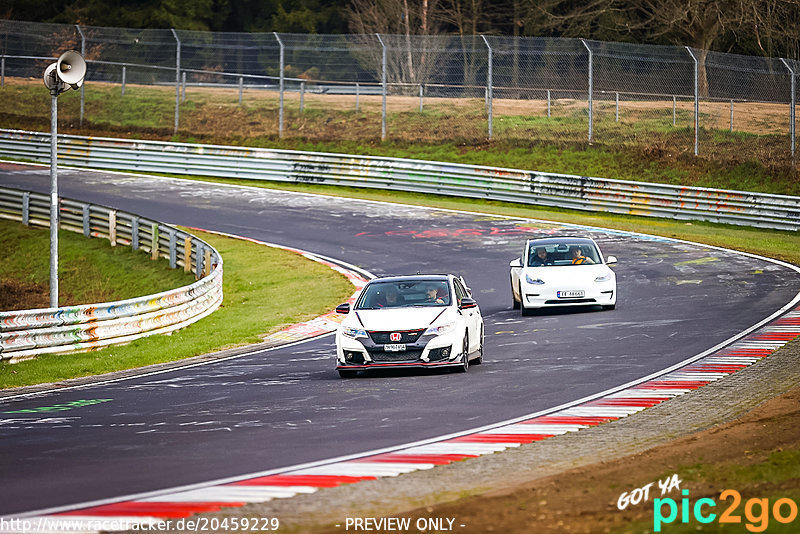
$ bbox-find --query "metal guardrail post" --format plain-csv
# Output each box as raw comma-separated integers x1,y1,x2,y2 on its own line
22,191,29,225
169,228,177,268
376,33,387,141
131,216,139,250
581,39,593,143
481,35,493,140
686,47,699,156
82,204,90,236
274,32,285,139
780,58,796,160
171,29,181,136
76,25,86,128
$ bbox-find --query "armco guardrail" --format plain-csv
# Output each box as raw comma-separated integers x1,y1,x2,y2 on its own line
0,186,223,363
0,129,798,231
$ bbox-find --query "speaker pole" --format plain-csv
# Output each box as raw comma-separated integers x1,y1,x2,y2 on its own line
49,74,59,308
43,50,86,309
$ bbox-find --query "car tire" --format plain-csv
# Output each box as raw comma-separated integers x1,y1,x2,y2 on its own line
338,369,358,378
456,334,469,373
520,284,534,316
511,276,520,309
472,326,484,365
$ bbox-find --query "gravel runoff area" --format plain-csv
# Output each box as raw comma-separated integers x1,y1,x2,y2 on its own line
200,337,800,533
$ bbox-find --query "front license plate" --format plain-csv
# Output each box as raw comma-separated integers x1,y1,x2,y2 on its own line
557,290,585,298
384,344,406,352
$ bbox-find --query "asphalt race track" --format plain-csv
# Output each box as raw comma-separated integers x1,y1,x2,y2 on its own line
1,164,799,516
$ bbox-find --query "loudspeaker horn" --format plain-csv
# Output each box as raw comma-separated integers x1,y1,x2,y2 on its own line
55,50,86,85
43,63,59,90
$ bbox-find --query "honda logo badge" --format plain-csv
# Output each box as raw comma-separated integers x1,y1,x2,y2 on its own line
390,332,401,342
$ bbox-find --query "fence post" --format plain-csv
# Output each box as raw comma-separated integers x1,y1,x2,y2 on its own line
171,28,181,136
121,65,126,96
82,204,90,236
195,244,204,279
300,81,305,111
730,100,734,132
419,84,423,112
615,92,619,122
151,223,159,260
685,46,699,156
239,76,243,106
780,58,796,160
184,236,192,273
1,56,4,88
581,39,593,143
169,229,176,269
75,25,86,128
22,192,30,226
355,82,360,111
547,89,551,118
481,35,493,140
673,96,676,127
181,71,186,103
131,216,139,250
376,33,387,141
109,210,117,247
274,32,285,139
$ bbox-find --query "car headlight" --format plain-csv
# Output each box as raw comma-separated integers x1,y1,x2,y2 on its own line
341,326,367,339
595,273,612,282
424,322,455,336
525,274,545,285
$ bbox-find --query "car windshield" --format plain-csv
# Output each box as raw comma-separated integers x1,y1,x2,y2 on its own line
526,241,601,267
355,280,451,309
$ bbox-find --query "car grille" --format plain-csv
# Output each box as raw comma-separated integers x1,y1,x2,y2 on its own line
544,298,597,304
370,350,424,362
368,329,425,344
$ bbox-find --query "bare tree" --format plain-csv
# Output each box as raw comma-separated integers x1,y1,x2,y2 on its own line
346,0,446,87
525,0,800,95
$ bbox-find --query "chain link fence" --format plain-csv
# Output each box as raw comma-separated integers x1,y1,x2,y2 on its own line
0,19,797,161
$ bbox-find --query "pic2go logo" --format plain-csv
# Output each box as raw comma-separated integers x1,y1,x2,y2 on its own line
654,489,798,532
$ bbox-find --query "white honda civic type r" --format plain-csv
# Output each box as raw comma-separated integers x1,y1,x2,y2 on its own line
510,236,617,315
334,274,484,378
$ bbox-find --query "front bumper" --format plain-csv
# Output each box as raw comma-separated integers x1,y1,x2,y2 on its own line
521,281,616,308
335,329,465,370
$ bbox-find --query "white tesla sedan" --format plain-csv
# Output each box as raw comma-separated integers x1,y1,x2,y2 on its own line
334,274,484,378
510,236,617,315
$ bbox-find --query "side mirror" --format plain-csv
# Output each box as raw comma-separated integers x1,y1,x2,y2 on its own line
460,297,478,309
509,258,522,268
606,255,618,265
335,303,351,314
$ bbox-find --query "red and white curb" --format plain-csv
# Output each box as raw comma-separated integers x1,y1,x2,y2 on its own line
7,306,798,533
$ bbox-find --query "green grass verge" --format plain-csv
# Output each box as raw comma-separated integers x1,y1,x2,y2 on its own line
0,219,192,306
0,225,355,389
